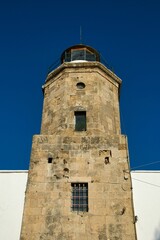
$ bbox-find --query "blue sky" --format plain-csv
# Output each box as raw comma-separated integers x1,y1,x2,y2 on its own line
0,0,160,170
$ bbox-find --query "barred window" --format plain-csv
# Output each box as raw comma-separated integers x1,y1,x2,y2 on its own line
71,183,88,212
75,111,86,131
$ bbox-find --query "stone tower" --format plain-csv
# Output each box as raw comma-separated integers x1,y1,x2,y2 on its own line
20,44,137,240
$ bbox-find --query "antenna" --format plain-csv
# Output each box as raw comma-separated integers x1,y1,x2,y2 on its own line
80,26,82,44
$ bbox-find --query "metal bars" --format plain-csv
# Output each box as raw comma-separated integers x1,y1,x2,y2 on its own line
71,183,88,212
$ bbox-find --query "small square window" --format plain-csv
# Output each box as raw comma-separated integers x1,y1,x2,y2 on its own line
48,157,53,163
71,183,88,212
75,111,86,131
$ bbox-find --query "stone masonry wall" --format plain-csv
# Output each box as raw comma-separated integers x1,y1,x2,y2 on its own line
41,63,121,136
20,61,136,240
20,134,136,240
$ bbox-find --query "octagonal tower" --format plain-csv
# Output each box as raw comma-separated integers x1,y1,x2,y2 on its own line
20,44,137,240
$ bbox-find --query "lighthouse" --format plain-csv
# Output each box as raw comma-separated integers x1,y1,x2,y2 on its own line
20,44,137,240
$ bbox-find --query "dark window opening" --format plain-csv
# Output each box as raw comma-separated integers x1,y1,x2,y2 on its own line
75,111,86,131
71,183,88,212
48,157,53,163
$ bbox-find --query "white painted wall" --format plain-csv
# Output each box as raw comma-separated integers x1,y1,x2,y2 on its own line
131,171,160,240
0,171,28,240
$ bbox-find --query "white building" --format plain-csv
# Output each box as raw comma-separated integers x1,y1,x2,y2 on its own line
0,171,28,240
0,170,160,240
131,171,160,240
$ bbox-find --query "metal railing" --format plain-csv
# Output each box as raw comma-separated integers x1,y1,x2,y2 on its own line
47,54,114,74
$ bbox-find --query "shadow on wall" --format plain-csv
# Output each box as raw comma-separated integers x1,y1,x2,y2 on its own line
154,222,160,240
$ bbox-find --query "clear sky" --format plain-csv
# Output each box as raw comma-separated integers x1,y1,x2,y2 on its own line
0,0,160,170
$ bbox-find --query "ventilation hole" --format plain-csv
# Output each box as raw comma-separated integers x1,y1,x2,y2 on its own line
63,159,67,164
64,168,69,173
104,157,110,164
76,82,85,89
48,157,53,163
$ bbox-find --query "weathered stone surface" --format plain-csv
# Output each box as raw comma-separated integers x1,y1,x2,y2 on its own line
20,60,136,239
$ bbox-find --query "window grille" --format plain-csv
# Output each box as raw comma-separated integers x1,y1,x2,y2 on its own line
71,183,88,212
